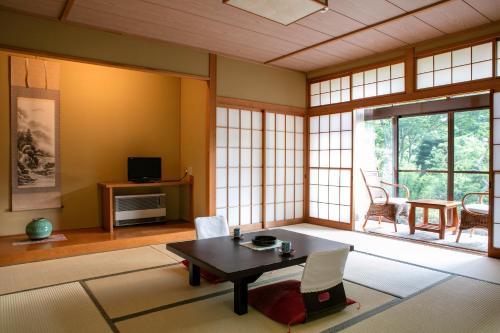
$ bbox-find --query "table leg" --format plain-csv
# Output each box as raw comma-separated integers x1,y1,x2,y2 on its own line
452,207,459,234
189,262,200,286
439,208,446,239
423,207,429,225
233,274,262,315
409,205,416,235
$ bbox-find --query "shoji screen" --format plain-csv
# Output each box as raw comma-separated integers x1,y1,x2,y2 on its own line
309,112,353,224
265,113,304,223
493,93,500,248
215,107,263,226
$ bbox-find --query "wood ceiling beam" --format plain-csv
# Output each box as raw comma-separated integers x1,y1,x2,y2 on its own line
265,0,452,64
59,0,76,21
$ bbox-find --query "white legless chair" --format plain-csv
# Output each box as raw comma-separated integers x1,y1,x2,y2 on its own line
194,216,230,240
248,246,353,326
181,216,230,284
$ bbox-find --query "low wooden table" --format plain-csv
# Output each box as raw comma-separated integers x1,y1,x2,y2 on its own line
167,229,353,315
408,199,460,239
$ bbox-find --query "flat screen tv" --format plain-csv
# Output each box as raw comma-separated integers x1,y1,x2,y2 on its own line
128,157,162,182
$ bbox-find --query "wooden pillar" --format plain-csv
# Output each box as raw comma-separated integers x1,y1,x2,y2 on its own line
207,54,217,216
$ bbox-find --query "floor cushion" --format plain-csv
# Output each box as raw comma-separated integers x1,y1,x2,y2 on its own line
181,260,226,284
248,280,356,327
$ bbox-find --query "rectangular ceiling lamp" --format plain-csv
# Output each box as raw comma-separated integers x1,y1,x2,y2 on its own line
223,0,328,25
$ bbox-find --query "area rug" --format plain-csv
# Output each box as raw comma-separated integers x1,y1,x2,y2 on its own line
344,252,449,297
340,276,500,333
0,283,112,333
115,281,394,333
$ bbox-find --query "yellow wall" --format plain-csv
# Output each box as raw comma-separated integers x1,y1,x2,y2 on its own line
180,79,209,218
217,56,306,108
0,52,183,236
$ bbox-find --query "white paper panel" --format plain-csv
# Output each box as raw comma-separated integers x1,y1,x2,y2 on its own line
216,107,227,127
216,208,227,219
496,174,500,197
276,167,285,185
252,111,262,130
295,202,303,218
286,132,294,149
340,170,351,187
318,202,329,219
240,206,251,225
434,68,451,86
276,150,285,167
329,204,339,221
452,65,471,83
452,48,470,67
228,109,239,128
228,168,239,187
494,224,500,248
241,110,251,129
266,168,275,185
320,133,330,150
240,129,251,148
240,149,251,167
266,132,275,151
341,89,350,102
310,151,319,167
341,150,352,168
331,78,341,91
252,130,262,148
329,186,339,204
340,205,351,223
417,72,433,89
216,188,226,209
340,187,351,205
276,203,285,220
266,149,275,167
495,198,500,223
252,168,262,186
228,207,239,226
341,131,352,149
216,168,226,188
310,185,318,202
320,80,329,93
495,93,500,118
309,202,318,218
286,115,295,132
352,86,363,100
311,95,320,107
228,188,239,207
472,61,492,80
417,56,433,74
494,120,500,144
329,169,340,186
377,80,390,95
276,114,285,131
295,117,303,133
252,149,262,167
391,78,405,93
330,150,340,168
228,148,239,167
286,167,294,184
472,43,492,62
296,151,303,167
310,82,320,95
296,168,303,184
310,169,319,184
320,115,330,132
341,76,350,89
276,132,285,149
252,205,262,224
494,146,500,171
286,185,294,202
352,72,364,86
365,69,377,84
266,203,274,221
330,114,341,131
266,186,274,203
391,63,404,78
310,116,319,133
321,93,330,105
330,132,341,149
241,168,251,186
377,66,390,81
320,151,329,168
296,133,303,150
216,148,227,167
252,186,262,204
266,113,275,130
341,112,352,130
229,129,239,147
295,185,303,200
434,52,451,70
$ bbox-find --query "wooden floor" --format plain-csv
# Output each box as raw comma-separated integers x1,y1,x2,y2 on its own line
0,222,195,266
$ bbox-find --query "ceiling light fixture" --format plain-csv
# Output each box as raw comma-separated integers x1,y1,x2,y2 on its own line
223,0,329,26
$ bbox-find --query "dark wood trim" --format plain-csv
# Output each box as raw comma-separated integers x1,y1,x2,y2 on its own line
364,94,490,120
448,111,454,201
265,0,451,64
307,217,353,230
488,91,499,258
216,97,306,115
405,48,415,94
59,0,76,21
415,36,497,58
393,116,399,196
265,218,305,228
0,45,210,81
207,54,217,216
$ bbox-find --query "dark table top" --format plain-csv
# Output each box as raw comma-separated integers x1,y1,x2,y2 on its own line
167,229,354,280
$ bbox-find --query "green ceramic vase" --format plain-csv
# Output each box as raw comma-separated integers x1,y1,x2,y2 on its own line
26,218,53,240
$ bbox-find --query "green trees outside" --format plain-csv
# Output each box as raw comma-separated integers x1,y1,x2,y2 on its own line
367,109,489,202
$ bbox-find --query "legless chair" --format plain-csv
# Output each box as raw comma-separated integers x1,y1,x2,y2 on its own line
360,169,410,232
181,216,230,283
194,215,230,239
456,192,489,243
248,247,355,327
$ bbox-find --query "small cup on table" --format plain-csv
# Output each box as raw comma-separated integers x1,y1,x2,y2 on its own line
281,240,292,254
233,227,241,239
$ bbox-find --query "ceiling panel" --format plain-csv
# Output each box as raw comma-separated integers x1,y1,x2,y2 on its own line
315,40,376,59
145,0,332,46
270,57,318,72
68,5,282,63
342,29,407,53
295,9,365,36
464,0,500,21
387,0,443,11
415,0,490,33
329,0,405,25
69,0,302,61
287,49,345,68
0,0,65,18
376,15,444,43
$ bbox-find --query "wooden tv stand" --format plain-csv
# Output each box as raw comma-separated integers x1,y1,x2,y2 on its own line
99,175,194,233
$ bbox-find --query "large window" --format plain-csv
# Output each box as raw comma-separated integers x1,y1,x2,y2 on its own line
309,112,353,224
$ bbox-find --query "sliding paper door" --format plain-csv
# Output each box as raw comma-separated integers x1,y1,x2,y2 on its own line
265,113,304,225
215,107,263,227
309,112,353,228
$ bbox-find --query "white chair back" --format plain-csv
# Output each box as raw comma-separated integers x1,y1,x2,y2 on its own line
194,216,230,240
300,247,350,294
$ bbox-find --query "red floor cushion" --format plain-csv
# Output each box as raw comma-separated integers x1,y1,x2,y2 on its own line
181,260,226,284
248,280,356,327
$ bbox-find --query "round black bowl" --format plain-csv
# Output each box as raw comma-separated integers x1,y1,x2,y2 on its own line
252,235,277,247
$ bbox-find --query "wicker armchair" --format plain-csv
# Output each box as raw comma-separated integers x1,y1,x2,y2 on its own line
456,192,489,243
360,169,410,232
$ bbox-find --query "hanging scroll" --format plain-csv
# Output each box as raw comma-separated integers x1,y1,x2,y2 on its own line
10,56,61,211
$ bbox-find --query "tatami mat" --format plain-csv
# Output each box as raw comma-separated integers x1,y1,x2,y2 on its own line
344,252,449,297
0,282,112,333
87,263,304,319
150,244,184,262
282,224,500,284
340,276,500,333
0,246,175,295
116,281,394,333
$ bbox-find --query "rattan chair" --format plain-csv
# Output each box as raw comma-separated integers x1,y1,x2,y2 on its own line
456,192,489,243
360,169,410,232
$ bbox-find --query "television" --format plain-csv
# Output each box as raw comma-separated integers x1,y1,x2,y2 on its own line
128,157,162,182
